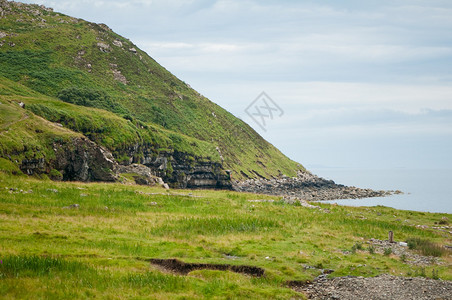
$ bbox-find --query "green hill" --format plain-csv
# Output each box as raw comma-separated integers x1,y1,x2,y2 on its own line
0,0,303,187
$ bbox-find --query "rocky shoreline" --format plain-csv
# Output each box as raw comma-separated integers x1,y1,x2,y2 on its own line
233,171,402,201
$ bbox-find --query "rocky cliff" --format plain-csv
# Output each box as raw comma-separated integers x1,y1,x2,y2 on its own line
20,137,117,182
20,134,231,189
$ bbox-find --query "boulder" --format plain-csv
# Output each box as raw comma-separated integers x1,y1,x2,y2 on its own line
97,42,110,52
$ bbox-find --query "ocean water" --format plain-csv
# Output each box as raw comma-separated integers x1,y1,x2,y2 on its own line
310,168,452,214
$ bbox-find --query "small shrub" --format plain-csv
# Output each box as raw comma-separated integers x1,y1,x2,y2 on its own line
400,254,407,263
49,169,63,181
432,269,439,280
414,267,426,278
407,238,417,250
57,86,128,114
383,248,392,256
368,245,375,254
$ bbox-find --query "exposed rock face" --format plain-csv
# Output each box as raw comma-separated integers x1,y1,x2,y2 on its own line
19,137,232,188
20,158,46,175
234,171,398,201
19,137,117,182
165,151,231,189
117,145,232,189
118,163,164,186
52,137,117,182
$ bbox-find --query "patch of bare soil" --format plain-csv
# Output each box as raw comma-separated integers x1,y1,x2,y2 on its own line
149,258,265,277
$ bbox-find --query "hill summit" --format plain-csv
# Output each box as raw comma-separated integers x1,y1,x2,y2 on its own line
0,0,304,188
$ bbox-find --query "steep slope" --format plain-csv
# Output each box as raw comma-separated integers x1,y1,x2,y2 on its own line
0,0,303,185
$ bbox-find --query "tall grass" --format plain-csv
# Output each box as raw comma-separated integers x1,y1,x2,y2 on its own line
153,216,280,236
0,255,84,278
126,272,189,291
406,238,446,257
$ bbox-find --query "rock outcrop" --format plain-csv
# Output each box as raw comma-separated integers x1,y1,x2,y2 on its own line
20,137,232,189
118,163,163,186
20,137,117,182
116,145,232,189
234,171,400,201
52,137,117,182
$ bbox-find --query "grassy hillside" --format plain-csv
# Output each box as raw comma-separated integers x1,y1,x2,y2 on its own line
0,1,302,180
0,77,219,169
0,172,451,298
0,79,81,164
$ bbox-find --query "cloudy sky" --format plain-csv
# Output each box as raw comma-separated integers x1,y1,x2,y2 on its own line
20,0,452,170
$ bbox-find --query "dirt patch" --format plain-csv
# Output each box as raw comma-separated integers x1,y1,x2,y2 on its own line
149,258,265,277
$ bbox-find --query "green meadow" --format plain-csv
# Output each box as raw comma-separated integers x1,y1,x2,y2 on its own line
0,170,451,299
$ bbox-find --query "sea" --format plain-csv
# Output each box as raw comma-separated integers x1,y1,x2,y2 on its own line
310,168,452,214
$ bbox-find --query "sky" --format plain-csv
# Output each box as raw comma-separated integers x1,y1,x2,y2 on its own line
19,0,452,170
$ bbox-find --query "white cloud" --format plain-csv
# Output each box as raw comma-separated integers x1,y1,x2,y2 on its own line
142,41,244,53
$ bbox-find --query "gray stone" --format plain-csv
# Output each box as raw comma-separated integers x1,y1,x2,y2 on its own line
112,69,127,84
63,204,80,209
97,42,110,52
112,39,122,47
118,163,162,186
50,137,118,182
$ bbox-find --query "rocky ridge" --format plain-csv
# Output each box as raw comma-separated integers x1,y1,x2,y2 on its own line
234,171,402,201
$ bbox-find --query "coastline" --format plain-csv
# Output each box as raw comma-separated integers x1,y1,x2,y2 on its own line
233,171,401,201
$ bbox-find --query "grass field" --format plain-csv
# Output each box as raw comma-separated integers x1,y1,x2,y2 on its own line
0,171,451,299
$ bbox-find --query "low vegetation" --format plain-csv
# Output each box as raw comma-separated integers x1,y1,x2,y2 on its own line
406,237,447,257
0,172,450,299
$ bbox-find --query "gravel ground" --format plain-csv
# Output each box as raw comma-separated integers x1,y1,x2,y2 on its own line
294,274,452,300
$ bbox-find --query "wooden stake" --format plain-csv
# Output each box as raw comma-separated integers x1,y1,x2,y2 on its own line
388,231,394,243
